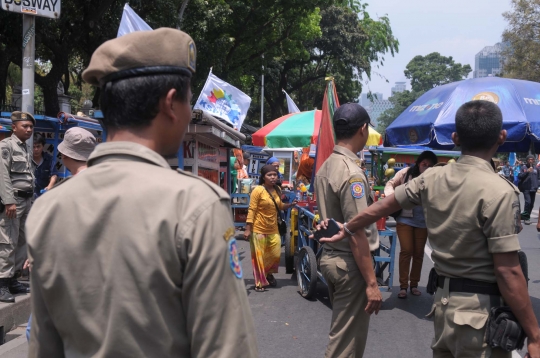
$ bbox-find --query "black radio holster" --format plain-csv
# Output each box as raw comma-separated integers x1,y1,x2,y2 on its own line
0,199,5,214
486,306,526,351
426,267,439,295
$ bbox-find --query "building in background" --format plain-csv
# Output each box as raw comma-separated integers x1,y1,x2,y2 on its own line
391,82,406,95
474,43,503,78
359,92,392,128
359,82,407,127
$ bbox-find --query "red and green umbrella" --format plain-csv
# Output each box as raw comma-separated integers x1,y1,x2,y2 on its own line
252,110,322,148
252,108,382,149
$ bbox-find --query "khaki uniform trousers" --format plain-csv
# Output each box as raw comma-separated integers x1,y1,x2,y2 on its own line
320,251,370,358
0,197,31,278
429,277,511,358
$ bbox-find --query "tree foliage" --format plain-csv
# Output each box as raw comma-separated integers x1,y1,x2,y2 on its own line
501,0,540,82
405,52,472,93
377,52,471,133
1,0,399,123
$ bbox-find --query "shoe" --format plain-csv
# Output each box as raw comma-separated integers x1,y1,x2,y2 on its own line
0,279,14,303
9,278,30,294
525,220,531,225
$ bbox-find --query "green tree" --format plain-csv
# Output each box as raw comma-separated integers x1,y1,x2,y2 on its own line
501,0,540,82
405,52,472,93
377,52,471,133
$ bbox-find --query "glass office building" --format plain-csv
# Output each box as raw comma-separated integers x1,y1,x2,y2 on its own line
474,43,503,78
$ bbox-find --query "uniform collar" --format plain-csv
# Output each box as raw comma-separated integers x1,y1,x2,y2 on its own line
457,155,495,174
88,141,171,169
333,145,359,161
11,134,26,146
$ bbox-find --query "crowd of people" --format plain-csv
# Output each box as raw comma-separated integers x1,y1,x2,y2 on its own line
0,26,538,358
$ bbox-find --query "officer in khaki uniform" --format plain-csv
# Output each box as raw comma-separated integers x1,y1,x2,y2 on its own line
315,103,381,358
319,100,540,357
0,111,34,303
26,28,258,357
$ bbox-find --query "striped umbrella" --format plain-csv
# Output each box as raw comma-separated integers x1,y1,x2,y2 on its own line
252,110,381,148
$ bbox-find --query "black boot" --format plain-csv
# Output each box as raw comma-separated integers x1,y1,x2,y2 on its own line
9,277,30,294
0,279,14,303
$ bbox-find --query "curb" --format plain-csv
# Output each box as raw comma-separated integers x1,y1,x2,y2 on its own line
0,293,31,340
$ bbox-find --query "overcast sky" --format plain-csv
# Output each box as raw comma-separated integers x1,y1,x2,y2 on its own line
361,0,512,98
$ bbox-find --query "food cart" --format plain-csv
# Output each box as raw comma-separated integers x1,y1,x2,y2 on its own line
180,109,246,193
370,146,460,191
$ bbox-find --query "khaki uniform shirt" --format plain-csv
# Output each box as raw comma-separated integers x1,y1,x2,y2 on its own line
394,155,521,283
0,134,34,204
27,142,258,358
315,145,379,251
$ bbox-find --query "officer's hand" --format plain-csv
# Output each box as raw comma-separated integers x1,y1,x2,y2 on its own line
5,204,16,219
365,284,382,315
525,339,540,358
313,219,346,243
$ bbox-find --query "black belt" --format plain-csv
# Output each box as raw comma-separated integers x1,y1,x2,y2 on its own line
15,190,33,198
437,276,500,296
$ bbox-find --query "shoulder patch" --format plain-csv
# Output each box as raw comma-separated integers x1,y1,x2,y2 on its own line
1,148,8,160
350,182,365,199
228,238,243,279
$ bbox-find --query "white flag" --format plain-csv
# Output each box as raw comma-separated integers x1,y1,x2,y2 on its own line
117,4,152,37
283,89,300,113
193,72,252,130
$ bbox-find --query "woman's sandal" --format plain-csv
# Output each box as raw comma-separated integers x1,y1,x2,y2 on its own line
410,287,422,296
398,288,407,299
254,286,266,292
267,274,277,287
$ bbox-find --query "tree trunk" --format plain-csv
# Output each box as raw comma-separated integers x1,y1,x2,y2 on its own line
177,0,190,29
40,78,60,117
0,53,8,106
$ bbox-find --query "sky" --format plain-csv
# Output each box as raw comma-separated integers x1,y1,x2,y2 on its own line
361,0,513,99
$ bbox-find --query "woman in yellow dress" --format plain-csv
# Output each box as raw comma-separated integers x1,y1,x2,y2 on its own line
244,165,297,292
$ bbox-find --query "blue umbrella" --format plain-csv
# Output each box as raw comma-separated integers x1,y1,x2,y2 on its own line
385,77,540,152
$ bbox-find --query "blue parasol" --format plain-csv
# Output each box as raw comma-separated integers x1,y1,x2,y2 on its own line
385,77,540,152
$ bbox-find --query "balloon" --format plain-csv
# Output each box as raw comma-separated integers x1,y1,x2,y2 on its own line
448,159,456,164
387,158,396,166
385,168,395,178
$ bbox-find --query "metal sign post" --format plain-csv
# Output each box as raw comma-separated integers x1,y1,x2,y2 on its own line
1,0,61,149
21,14,35,115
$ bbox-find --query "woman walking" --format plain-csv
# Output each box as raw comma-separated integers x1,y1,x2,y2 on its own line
244,165,297,292
385,151,437,298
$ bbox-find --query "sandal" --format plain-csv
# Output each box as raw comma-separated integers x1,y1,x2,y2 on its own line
254,286,266,292
398,288,407,299
267,274,277,287
410,287,422,296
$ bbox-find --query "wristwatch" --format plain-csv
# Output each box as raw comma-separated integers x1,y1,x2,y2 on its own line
343,223,355,237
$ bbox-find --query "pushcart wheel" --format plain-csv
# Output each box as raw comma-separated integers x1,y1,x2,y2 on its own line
296,246,318,299
285,233,295,274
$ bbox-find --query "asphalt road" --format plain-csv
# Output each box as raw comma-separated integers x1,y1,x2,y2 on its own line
3,198,540,358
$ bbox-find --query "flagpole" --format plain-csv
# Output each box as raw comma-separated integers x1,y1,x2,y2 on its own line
260,54,264,128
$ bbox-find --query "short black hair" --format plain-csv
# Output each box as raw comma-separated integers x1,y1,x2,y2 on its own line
335,123,366,141
455,100,502,151
100,74,191,130
33,133,46,146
